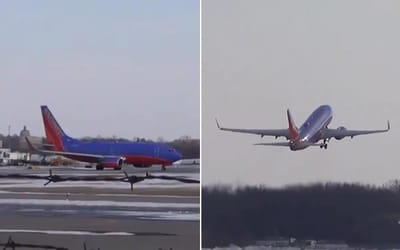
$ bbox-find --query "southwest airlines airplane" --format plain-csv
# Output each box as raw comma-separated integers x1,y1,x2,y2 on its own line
216,105,389,151
27,106,182,170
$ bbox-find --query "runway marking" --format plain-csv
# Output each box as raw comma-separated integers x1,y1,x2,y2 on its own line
90,210,200,221
18,208,45,212
15,208,200,221
0,198,199,209
0,229,177,236
0,179,199,189
0,190,199,199
0,229,135,236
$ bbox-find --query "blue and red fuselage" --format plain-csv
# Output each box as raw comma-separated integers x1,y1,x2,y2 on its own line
41,105,182,168
60,136,182,167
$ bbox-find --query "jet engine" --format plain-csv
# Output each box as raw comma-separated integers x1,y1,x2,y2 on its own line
334,126,347,140
100,157,124,169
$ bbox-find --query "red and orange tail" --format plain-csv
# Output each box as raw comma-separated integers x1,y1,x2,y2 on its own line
287,109,299,141
41,105,66,151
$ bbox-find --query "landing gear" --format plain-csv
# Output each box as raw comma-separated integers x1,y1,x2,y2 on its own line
320,139,328,149
96,165,104,170
114,167,122,170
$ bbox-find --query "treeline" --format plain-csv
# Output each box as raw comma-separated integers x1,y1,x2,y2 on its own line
0,135,19,151
202,183,400,248
166,139,199,159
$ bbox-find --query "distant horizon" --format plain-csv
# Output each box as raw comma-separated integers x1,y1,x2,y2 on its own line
0,125,200,142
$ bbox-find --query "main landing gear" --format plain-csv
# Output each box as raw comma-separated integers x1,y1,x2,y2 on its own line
319,139,328,149
96,165,104,170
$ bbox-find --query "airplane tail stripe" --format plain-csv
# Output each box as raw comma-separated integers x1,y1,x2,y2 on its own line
41,106,66,151
287,109,299,141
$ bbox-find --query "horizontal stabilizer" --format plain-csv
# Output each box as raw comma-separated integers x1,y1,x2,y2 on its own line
25,137,38,151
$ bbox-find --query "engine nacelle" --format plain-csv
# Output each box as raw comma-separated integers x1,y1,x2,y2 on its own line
100,157,124,168
334,126,347,140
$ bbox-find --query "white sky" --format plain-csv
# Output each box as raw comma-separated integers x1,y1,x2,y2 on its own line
0,1,199,141
202,0,400,186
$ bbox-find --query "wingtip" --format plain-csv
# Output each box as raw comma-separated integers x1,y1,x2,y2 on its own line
215,118,221,129
388,120,390,131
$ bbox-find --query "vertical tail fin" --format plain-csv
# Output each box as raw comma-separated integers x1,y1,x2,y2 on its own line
41,106,67,151
287,109,299,141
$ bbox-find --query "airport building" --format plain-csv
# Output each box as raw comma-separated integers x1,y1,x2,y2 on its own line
0,126,44,166
0,147,29,166
19,126,42,151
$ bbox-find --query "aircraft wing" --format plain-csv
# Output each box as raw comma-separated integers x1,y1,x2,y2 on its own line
25,137,105,161
321,121,390,140
216,119,289,138
254,142,325,147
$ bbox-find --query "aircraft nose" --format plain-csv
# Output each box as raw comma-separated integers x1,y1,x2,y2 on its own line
174,151,182,162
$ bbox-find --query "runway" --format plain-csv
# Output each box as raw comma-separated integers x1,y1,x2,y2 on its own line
0,164,200,250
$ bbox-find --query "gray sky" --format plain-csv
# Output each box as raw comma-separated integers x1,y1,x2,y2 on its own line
0,1,199,141
202,0,400,186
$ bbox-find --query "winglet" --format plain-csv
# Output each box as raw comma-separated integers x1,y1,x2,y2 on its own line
25,137,38,152
387,120,390,131
215,118,221,129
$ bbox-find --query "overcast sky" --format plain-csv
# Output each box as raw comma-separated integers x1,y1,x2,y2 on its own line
0,1,199,141
202,0,400,186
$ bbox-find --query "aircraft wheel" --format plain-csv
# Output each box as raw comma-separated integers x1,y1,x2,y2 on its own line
96,165,104,170
324,144,328,149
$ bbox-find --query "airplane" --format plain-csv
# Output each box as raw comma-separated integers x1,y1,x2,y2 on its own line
26,106,182,170
216,105,390,151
